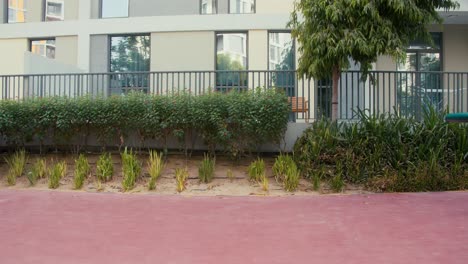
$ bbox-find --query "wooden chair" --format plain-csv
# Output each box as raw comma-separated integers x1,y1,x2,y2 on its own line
288,97,309,123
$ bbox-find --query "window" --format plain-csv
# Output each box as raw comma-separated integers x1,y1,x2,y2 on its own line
45,0,64,21
229,0,255,14
110,35,150,93
216,32,248,89
8,0,28,23
30,39,56,59
397,33,443,117
101,0,128,18
201,0,217,14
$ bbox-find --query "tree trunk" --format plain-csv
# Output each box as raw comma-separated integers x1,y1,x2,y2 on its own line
331,66,341,121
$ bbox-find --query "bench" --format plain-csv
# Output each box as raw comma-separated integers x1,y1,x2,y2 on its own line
288,97,309,123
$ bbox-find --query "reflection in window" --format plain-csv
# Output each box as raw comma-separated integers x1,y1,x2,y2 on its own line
397,33,442,118
110,35,150,94
216,33,248,89
102,0,129,18
45,0,64,21
230,0,255,14
8,0,28,23
201,0,217,14
31,39,56,59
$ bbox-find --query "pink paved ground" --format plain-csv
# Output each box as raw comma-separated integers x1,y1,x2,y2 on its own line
0,190,467,264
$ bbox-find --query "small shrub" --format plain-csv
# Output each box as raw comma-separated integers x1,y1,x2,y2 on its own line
49,161,67,189
273,154,294,182
175,168,189,193
311,166,325,192
96,153,114,183
121,148,141,192
74,154,90,190
148,150,165,190
27,158,47,186
284,164,300,192
261,173,269,192
198,154,215,183
227,169,235,181
5,150,27,186
248,158,265,182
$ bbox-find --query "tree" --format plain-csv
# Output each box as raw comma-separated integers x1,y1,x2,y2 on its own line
288,0,459,121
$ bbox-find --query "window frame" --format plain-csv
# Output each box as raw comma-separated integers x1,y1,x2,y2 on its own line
200,0,218,15
100,0,130,19
215,31,249,90
43,0,65,22
29,37,57,59
267,30,296,71
228,0,256,14
402,32,443,72
7,0,28,24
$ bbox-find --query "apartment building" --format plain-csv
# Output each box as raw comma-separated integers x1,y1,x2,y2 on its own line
0,0,467,120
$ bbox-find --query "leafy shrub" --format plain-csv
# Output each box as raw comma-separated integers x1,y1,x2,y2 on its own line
294,108,468,192
49,161,67,189
148,150,164,190
175,168,189,193
198,154,215,183
248,158,265,182
121,148,141,192
74,154,90,190
5,150,27,186
96,153,113,183
0,90,289,157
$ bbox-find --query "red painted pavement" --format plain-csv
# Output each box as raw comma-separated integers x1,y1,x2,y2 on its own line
0,190,467,264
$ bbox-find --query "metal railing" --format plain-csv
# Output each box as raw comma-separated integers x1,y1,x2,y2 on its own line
0,70,467,122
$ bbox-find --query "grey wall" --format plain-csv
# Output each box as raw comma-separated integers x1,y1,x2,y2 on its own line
1,0,6,23
218,0,229,14
91,0,100,19
90,35,108,72
130,0,199,17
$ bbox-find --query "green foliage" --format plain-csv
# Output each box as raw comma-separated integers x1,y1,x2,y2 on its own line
284,163,300,192
273,154,295,183
294,108,468,192
96,153,114,183
49,161,67,189
121,148,142,192
27,158,47,186
198,154,215,183
74,154,90,190
5,150,27,186
248,158,266,182
175,168,189,193
330,162,345,193
311,166,325,192
288,0,459,79
0,91,289,157
148,150,164,190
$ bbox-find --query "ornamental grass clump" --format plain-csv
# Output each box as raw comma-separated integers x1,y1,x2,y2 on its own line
74,154,90,190
273,154,295,183
121,148,141,192
96,153,114,183
284,163,300,192
27,158,47,186
5,150,27,186
148,150,164,190
49,161,67,189
198,154,215,184
175,168,189,193
248,158,265,182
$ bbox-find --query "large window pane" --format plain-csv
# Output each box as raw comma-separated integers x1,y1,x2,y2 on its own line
110,35,150,94
8,0,28,23
216,33,248,89
45,0,64,21
201,0,217,14
229,0,255,14
102,0,128,18
30,39,56,59
269,32,295,95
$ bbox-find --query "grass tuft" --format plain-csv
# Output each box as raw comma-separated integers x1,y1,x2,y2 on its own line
148,150,165,190
96,153,114,183
49,161,67,189
121,148,141,192
74,154,90,190
198,154,215,183
175,168,189,193
248,158,265,182
5,150,27,186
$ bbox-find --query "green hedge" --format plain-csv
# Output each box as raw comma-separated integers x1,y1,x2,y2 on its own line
294,108,468,192
0,89,290,156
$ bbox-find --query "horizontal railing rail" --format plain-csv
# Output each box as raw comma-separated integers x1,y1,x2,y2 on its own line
0,70,467,122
